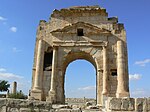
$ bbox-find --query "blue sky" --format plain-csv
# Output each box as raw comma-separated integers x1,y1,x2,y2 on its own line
0,0,150,98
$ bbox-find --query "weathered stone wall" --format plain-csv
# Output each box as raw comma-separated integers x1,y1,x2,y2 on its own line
0,98,98,112
106,97,150,112
0,98,52,112
1,98,150,112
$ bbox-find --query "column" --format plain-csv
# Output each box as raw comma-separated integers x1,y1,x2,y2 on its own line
97,70,102,106
12,81,17,94
47,47,57,102
102,46,108,95
116,40,129,98
33,39,44,91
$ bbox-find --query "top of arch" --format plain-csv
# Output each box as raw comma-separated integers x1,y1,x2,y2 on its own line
51,5,108,17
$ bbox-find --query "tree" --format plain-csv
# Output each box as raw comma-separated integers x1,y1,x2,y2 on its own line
0,80,10,92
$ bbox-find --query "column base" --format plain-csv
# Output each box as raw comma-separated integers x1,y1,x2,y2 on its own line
30,89,43,101
46,90,56,103
97,93,102,106
102,94,108,106
116,92,130,98
102,90,108,95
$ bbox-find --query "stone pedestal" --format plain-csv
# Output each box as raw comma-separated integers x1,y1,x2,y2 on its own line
46,90,56,103
30,89,43,100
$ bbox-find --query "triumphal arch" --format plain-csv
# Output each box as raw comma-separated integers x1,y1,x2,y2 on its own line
30,6,130,105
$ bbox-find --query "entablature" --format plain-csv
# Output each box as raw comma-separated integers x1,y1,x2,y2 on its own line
52,40,108,47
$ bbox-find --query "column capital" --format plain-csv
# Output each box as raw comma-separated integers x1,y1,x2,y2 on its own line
53,46,58,50
98,69,103,73
102,44,108,51
103,41,108,47
37,38,44,42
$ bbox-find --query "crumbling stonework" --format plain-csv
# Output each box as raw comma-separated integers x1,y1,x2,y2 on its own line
0,98,52,112
0,98,100,112
106,97,150,112
30,5,130,105
1,98,150,112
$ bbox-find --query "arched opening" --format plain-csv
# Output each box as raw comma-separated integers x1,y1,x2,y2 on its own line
61,51,99,104
65,60,96,99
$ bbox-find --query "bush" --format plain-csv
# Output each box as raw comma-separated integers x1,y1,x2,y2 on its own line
8,91,27,99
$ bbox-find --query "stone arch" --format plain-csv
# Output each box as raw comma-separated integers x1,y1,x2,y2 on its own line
62,51,97,72
60,51,101,104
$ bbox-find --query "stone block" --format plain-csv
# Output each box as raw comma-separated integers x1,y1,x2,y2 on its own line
71,109,82,112
9,108,19,112
85,102,92,106
71,105,79,109
20,108,31,112
135,98,146,111
49,109,55,112
147,98,150,111
0,106,6,112
52,104,72,109
121,98,135,111
143,98,147,112
109,98,122,110
55,109,72,112
0,98,6,107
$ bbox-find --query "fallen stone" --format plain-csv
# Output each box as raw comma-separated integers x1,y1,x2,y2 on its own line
85,102,92,106
52,105,72,109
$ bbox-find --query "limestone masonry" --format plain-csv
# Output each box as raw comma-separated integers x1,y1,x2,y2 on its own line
29,5,130,106
0,98,150,112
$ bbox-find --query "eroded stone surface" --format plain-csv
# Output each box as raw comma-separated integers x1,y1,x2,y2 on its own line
1,98,150,112
106,97,150,112
109,98,122,110
30,5,129,106
147,98,150,111
121,98,135,111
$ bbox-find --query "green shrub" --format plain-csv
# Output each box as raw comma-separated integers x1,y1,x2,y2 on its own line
8,91,27,99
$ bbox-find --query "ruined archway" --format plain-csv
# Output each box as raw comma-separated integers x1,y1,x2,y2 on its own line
30,6,130,106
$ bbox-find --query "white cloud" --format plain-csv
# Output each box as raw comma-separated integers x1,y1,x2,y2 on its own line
12,47,22,53
10,27,17,32
78,86,96,91
129,74,142,80
0,68,24,81
0,72,24,80
135,59,150,66
0,16,7,21
0,68,6,72
131,89,150,98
